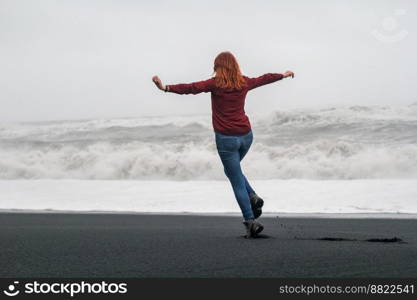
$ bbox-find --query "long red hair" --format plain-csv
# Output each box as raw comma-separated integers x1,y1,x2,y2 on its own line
213,51,246,90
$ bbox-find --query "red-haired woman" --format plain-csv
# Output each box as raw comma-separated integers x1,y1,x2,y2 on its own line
152,51,294,238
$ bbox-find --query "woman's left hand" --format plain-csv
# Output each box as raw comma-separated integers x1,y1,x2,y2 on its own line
152,75,166,91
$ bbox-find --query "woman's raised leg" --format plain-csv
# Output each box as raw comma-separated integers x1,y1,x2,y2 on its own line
238,131,256,197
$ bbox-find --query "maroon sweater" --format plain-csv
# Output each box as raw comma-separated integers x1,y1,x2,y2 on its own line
167,73,284,135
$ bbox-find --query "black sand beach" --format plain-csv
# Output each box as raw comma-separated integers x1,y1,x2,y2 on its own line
1,213,417,278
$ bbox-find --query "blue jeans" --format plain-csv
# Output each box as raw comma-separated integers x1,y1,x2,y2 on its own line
215,130,256,220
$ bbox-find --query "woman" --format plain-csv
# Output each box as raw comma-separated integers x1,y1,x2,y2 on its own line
152,51,294,238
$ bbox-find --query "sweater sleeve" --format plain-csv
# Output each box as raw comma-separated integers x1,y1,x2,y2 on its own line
167,78,215,95
247,73,284,90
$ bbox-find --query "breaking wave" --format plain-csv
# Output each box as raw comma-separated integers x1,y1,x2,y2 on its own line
1,104,416,180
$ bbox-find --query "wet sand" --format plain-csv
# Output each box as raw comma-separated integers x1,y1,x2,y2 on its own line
1,213,416,277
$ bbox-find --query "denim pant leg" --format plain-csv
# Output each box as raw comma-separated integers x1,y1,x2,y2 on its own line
215,133,255,220
222,165,255,196
238,131,256,196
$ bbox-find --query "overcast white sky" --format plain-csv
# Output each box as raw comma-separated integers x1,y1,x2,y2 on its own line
1,0,416,122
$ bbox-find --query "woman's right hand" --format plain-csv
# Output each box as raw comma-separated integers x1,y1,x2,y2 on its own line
283,71,295,78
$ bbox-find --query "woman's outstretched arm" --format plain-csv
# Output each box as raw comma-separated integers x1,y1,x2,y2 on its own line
247,71,294,90
152,76,214,94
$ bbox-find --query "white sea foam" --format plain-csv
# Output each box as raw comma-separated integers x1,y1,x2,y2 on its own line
0,179,416,215
1,104,416,180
